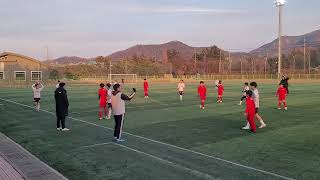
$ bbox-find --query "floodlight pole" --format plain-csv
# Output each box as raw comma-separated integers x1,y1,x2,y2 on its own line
276,1,284,80
109,60,112,83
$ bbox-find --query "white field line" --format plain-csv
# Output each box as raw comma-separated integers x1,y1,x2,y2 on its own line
0,98,295,180
78,142,113,149
113,143,216,180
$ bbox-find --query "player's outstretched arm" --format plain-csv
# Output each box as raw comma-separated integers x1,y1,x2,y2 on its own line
121,88,136,101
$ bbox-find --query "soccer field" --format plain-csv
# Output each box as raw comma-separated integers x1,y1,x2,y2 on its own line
0,81,319,180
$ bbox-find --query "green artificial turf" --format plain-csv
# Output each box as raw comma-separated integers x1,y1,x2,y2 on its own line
0,81,319,180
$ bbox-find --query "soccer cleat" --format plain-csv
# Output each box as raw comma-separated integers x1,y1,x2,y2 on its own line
259,124,266,129
278,107,281,110
115,139,125,143
112,137,118,142
56,128,61,131
99,117,102,120
284,107,288,111
242,126,250,130
202,107,205,110
61,128,70,131
106,116,111,120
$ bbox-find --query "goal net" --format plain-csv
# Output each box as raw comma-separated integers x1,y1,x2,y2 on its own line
109,74,138,86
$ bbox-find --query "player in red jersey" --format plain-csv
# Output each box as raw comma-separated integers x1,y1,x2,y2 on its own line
144,79,149,98
244,90,256,133
198,81,207,109
275,83,288,110
98,83,107,120
216,80,224,103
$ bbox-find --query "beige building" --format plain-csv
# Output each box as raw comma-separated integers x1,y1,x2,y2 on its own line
0,52,45,84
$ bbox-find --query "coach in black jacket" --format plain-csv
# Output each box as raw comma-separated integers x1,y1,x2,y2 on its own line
55,82,70,131
280,76,289,94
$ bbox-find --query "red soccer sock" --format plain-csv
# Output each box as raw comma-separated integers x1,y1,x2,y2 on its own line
278,101,281,108
283,102,287,107
201,101,205,108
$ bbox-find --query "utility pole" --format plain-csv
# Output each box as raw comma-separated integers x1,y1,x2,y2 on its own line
194,48,197,75
304,37,306,74
291,54,296,75
275,0,285,80
219,50,222,74
204,49,207,76
240,59,243,75
229,52,232,74
265,51,268,75
308,50,311,77
109,60,112,83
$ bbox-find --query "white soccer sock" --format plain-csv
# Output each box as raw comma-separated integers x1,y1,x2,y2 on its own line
180,95,183,101
108,109,111,118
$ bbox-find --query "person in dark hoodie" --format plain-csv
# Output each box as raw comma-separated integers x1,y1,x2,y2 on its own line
280,76,290,94
111,83,136,143
55,82,70,131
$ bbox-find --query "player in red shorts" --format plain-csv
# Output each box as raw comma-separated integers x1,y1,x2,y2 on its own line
217,80,224,103
275,83,288,110
98,83,107,120
144,79,149,98
198,81,207,109
244,90,256,133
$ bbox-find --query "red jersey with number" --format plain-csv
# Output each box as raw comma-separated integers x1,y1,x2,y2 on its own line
217,84,224,95
99,88,107,107
277,87,287,101
198,85,207,100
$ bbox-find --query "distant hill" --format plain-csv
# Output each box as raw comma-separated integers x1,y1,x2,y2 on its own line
48,29,320,64
251,29,320,56
107,41,221,61
44,56,91,65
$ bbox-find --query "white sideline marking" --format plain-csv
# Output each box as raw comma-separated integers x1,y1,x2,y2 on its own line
0,98,295,180
113,143,215,180
78,142,112,149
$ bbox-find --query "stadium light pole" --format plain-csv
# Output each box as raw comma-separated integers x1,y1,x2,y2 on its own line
275,0,285,80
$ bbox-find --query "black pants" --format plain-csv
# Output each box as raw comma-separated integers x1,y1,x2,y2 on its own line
57,116,66,129
114,114,125,139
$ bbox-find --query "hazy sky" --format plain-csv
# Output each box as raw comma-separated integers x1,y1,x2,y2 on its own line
0,0,319,60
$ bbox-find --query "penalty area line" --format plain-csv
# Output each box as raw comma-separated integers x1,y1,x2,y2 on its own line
0,98,295,180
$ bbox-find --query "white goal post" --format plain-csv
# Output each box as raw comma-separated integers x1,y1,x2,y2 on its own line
109,74,138,86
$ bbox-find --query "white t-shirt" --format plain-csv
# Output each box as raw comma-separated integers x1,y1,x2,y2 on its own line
111,92,126,115
178,83,185,92
243,86,250,96
32,84,44,98
253,89,260,108
107,89,112,103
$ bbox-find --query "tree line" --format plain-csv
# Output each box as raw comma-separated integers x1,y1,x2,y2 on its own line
48,46,320,79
